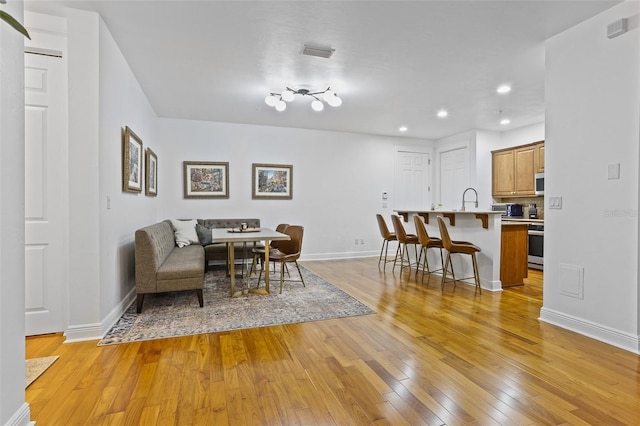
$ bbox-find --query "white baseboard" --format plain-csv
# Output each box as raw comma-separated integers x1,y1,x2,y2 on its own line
63,322,103,343
4,402,32,426
540,307,640,354
301,251,378,261
63,287,136,343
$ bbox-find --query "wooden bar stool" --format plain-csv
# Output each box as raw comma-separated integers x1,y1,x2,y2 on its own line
437,216,482,294
376,214,397,270
413,214,444,285
390,214,419,276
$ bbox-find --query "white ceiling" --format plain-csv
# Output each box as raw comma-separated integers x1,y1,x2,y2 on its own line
27,0,621,140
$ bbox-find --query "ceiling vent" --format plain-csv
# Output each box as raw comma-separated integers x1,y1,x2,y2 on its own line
302,45,335,59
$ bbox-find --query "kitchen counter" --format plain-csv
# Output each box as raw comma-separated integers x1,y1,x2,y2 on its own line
501,217,544,224
393,210,504,291
395,210,503,229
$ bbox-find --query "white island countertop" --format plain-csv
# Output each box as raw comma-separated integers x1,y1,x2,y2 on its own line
394,209,503,229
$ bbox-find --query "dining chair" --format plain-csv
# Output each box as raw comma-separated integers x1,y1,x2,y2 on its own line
437,216,482,294
413,214,444,285
256,225,305,293
250,223,289,275
376,214,397,270
390,215,419,276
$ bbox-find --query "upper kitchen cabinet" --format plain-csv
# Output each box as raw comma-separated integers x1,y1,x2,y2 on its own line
492,141,543,197
535,142,545,173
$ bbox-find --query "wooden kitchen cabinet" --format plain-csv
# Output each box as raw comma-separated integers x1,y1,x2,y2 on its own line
500,223,528,287
492,143,538,197
535,142,545,173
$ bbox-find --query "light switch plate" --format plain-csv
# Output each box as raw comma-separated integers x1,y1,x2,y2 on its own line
549,196,562,209
608,163,620,180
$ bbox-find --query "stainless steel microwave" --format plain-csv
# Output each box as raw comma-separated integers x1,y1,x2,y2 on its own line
535,173,544,195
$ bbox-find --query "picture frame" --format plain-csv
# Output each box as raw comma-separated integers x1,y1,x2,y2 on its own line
252,163,293,200
145,148,158,196
183,161,229,199
122,126,143,193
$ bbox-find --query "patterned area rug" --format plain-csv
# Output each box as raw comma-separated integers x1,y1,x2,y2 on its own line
26,356,59,388
99,265,374,345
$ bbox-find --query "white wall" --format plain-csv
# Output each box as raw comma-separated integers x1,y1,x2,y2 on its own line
156,118,426,259
0,1,31,424
63,8,160,341
97,16,159,326
542,0,640,352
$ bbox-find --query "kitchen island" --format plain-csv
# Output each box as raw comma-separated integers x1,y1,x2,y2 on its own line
394,210,506,291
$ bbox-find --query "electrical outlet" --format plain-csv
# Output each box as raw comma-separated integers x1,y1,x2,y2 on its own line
354,239,359,245
360,239,364,245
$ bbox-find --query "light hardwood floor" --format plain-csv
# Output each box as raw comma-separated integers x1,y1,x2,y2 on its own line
26,258,639,425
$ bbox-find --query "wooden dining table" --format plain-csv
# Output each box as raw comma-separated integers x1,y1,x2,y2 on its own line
211,228,291,297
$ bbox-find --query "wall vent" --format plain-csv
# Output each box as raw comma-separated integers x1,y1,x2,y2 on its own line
607,18,627,39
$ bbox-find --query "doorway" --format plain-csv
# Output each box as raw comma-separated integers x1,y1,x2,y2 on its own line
24,50,69,335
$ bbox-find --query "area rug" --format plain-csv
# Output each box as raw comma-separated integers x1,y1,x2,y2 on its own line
99,265,374,345
26,356,59,388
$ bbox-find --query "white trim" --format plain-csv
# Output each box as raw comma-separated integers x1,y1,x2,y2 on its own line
4,402,32,426
63,323,103,343
100,287,136,336
540,307,640,354
301,252,378,261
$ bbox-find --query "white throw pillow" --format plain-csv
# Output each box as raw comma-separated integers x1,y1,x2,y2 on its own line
170,219,199,248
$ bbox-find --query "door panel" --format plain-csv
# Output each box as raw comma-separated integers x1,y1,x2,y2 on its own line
395,151,430,210
25,52,67,335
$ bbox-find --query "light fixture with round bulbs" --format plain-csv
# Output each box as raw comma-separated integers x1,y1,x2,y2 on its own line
265,86,342,112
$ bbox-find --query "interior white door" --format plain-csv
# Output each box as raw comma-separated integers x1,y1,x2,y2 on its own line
24,52,68,335
394,151,430,210
439,147,469,209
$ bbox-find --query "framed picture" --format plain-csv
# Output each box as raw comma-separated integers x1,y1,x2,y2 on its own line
122,126,143,193
183,161,229,199
145,148,158,196
252,163,293,199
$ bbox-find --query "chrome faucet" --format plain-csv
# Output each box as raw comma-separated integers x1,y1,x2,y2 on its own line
461,187,478,211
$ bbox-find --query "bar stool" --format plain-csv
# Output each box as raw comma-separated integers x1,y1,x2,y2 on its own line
390,215,419,276
437,216,482,294
376,214,397,270
413,215,444,285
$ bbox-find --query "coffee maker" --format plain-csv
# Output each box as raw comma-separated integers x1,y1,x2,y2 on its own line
528,203,538,219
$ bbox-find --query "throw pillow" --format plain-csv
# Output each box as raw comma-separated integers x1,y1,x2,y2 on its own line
170,219,199,248
195,223,212,245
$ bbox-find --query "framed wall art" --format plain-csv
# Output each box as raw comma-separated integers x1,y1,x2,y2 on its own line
252,163,293,200
122,126,143,193
183,161,229,199
145,148,157,196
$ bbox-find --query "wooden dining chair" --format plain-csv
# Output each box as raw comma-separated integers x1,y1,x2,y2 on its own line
437,216,482,294
413,214,444,285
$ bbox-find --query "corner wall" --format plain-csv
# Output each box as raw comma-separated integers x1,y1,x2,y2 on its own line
0,1,31,424
542,0,640,352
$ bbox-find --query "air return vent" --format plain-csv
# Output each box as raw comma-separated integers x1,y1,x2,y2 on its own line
607,18,627,39
302,45,335,59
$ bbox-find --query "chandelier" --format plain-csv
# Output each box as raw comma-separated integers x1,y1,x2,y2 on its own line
264,87,342,112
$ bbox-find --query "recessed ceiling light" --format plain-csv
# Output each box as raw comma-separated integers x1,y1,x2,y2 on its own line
437,109,448,118
497,85,511,94
500,118,511,125
399,126,408,132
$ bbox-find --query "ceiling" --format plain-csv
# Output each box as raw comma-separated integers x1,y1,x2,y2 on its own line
27,1,621,140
